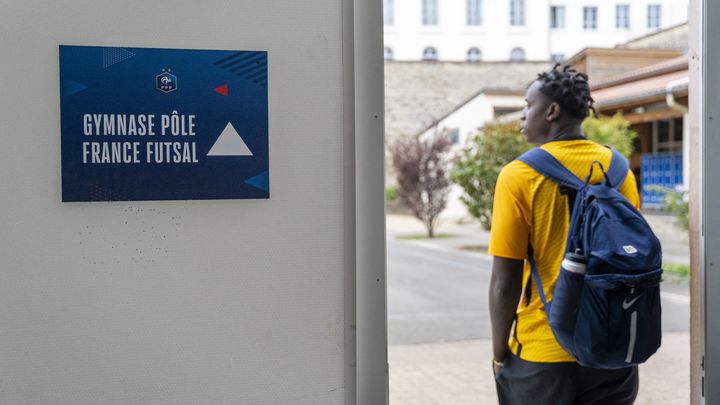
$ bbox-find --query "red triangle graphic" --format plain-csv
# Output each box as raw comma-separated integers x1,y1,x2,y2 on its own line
214,84,228,96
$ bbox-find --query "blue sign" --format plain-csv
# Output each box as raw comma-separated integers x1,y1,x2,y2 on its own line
59,45,269,202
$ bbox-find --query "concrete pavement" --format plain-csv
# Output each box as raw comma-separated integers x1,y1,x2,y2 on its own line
387,214,691,404
389,333,690,405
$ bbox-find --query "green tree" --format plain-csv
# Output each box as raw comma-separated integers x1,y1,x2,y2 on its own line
450,122,530,230
582,113,638,158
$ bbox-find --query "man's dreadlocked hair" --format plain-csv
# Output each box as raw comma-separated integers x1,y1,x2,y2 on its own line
537,64,595,119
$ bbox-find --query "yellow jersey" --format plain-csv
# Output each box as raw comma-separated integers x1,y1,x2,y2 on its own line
488,140,640,362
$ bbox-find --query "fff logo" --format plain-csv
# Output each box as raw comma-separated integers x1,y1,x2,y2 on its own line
156,70,177,93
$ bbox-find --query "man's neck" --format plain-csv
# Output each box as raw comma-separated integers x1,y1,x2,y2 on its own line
543,123,585,143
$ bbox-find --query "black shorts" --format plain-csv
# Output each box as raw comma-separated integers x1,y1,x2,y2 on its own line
494,352,639,405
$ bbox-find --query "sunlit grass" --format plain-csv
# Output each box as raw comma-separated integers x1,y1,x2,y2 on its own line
663,263,689,282
396,233,457,240
459,245,489,253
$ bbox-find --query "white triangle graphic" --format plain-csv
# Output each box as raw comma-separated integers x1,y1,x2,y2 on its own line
207,122,253,156
102,48,136,69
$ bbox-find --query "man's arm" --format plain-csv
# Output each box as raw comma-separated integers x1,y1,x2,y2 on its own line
489,256,525,362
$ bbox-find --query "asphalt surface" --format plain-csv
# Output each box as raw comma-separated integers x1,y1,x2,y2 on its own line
387,235,690,346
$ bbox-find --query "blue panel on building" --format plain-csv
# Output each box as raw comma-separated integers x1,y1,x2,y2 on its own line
59,45,269,202
641,153,683,208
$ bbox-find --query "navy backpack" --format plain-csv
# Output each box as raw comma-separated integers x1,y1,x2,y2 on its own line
517,146,663,369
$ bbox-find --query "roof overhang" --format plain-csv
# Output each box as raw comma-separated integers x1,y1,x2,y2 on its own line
593,69,689,111
565,47,685,69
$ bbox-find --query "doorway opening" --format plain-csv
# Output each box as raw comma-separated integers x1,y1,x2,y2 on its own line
382,3,693,403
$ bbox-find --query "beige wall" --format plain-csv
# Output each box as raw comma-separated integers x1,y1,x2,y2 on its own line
0,1,351,404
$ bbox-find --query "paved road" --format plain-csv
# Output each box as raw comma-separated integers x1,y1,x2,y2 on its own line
387,236,690,345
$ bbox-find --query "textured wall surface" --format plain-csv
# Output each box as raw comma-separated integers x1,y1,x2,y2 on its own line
384,61,549,139
0,1,347,403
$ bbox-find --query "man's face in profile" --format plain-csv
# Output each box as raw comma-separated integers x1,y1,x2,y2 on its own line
520,80,553,144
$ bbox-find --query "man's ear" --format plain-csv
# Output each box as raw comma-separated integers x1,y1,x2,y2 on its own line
546,102,561,122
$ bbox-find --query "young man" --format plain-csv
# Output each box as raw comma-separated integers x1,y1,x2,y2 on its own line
488,65,641,404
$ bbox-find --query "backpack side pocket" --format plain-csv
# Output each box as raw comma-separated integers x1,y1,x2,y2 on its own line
548,267,585,356
573,269,663,368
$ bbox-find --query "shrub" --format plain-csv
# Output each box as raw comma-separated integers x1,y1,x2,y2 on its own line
647,185,689,230
389,132,452,238
582,113,638,158
450,122,530,230
385,185,398,202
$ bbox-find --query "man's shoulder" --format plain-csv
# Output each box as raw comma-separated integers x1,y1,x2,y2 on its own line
501,159,535,176
499,158,540,182
496,159,541,202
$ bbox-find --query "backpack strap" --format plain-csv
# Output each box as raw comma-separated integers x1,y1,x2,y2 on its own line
517,147,582,313
516,148,584,190
527,245,550,310
605,147,629,189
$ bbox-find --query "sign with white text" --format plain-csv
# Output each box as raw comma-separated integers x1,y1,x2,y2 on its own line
60,45,269,201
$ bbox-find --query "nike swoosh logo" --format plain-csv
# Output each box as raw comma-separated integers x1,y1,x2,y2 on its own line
622,295,643,310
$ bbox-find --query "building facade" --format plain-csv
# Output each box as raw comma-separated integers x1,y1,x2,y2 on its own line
383,0,688,62
588,55,689,208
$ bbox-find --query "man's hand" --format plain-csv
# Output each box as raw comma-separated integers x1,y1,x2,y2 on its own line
492,358,505,377
489,256,525,362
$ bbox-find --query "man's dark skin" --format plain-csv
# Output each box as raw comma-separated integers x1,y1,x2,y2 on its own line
489,79,585,373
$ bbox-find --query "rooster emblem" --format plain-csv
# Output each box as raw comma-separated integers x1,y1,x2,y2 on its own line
156,71,177,93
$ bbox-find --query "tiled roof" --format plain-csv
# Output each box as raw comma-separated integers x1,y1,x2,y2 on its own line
618,22,688,50
592,56,688,90
592,69,688,110
384,61,551,138
497,59,689,121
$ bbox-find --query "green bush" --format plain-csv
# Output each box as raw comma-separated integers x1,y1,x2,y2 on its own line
647,186,689,230
450,122,530,230
582,113,638,158
385,185,398,202
663,263,689,277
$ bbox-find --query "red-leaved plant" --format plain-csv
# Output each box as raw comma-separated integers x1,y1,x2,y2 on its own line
389,132,452,237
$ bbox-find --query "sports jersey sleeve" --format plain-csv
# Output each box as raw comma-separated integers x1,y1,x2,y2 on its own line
619,170,641,209
488,162,531,260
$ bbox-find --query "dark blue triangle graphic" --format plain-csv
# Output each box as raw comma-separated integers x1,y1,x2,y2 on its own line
61,79,88,97
244,171,269,192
